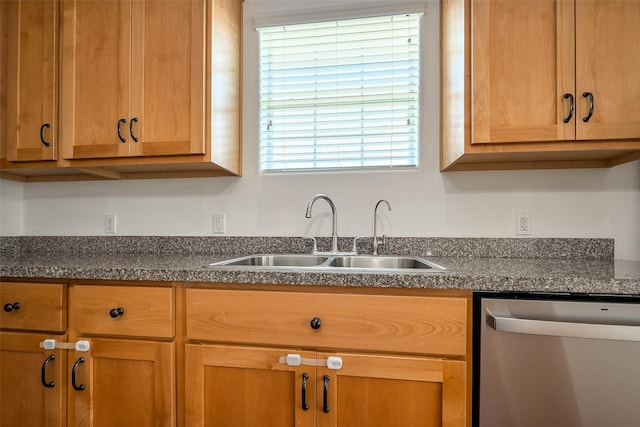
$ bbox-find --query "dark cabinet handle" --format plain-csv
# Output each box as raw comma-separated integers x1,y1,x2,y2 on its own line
72,357,85,391
117,118,127,142
310,317,321,330
562,93,574,123
130,117,139,142
109,307,125,318
582,92,594,122
40,123,51,147
301,373,310,410
3,302,20,312
41,354,56,388
322,375,330,413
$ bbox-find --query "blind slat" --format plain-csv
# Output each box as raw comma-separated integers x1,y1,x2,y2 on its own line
259,13,421,172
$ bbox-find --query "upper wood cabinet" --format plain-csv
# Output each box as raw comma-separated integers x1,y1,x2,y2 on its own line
575,1,640,141
1,0,241,181
60,0,205,159
441,0,640,171
5,0,58,162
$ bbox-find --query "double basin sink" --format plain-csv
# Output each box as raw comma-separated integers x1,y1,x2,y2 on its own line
210,254,445,272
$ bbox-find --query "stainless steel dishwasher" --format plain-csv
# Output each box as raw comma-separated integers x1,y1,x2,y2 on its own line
473,292,640,427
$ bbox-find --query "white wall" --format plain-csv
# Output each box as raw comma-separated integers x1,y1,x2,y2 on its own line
0,178,23,235
1,0,639,261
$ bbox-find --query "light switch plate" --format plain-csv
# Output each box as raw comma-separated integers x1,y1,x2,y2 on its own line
104,214,117,234
213,213,226,234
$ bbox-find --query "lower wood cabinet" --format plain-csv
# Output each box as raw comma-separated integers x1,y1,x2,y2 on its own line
185,344,316,426
68,337,175,427
1,280,470,427
185,287,471,427
67,284,176,427
0,331,67,427
185,344,466,427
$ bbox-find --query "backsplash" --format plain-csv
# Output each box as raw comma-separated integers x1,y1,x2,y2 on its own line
0,236,614,259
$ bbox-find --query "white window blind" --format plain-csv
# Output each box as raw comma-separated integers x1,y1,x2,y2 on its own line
259,13,421,173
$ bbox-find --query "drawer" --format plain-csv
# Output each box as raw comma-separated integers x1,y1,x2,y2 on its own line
0,282,66,332
186,289,467,356
70,285,174,338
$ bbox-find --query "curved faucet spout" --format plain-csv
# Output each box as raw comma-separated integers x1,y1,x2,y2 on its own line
305,194,338,253
373,199,391,256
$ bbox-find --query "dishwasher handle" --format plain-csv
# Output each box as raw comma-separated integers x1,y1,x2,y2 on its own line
487,310,640,342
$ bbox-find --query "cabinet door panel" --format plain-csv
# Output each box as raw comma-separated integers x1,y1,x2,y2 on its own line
576,0,640,140
6,0,57,161
69,337,175,427
317,352,467,427
130,0,205,156
61,0,130,159
472,0,575,143
185,344,315,427
0,332,66,427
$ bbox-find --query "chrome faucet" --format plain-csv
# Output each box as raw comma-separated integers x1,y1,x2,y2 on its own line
372,199,391,255
305,194,339,253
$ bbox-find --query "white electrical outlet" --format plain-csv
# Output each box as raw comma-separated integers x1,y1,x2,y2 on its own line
213,213,226,234
516,212,531,235
104,214,117,234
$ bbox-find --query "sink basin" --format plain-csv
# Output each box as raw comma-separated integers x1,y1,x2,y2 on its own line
327,255,442,270
211,254,329,267
210,254,444,272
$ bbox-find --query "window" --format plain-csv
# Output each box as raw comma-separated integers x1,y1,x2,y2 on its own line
258,13,421,173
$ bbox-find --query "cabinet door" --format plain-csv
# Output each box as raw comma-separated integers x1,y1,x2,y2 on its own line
317,352,467,427
471,0,575,143
575,0,640,141
185,344,315,427
68,337,175,427
129,0,205,157
0,332,66,427
6,0,58,161
60,0,131,159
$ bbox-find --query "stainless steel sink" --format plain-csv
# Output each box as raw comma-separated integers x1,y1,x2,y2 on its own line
211,254,329,267
327,255,442,270
210,254,444,272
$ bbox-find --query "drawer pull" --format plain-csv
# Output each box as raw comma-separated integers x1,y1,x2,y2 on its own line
3,302,20,312
41,354,56,388
109,307,125,318
301,373,310,411
72,357,86,391
322,375,330,413
310,317,322,330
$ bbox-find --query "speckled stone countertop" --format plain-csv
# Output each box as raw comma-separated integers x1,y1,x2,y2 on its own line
1,236,639,295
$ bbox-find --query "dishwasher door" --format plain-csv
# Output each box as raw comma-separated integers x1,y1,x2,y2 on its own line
474,293,640,427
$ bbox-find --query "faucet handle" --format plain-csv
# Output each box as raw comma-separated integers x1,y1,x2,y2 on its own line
302,236,318,254
351,236,368,255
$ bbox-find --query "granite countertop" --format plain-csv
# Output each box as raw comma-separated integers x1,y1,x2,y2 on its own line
2,252,639,295
1,236,639,295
